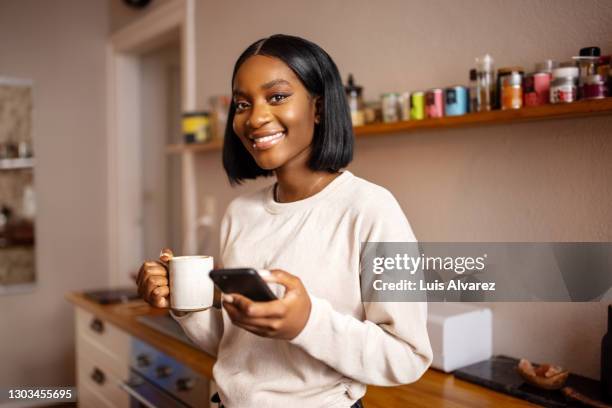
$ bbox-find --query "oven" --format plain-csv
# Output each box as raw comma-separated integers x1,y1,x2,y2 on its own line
119,337,210,408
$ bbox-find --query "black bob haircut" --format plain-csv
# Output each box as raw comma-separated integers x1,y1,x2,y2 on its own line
222,34,354,185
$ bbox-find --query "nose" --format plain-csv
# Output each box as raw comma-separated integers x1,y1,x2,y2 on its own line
246,101,272,129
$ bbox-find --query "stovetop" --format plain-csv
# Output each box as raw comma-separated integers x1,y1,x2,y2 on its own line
136,313,198,348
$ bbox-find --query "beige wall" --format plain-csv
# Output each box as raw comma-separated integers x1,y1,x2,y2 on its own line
188,0,612,380
0,0,108,386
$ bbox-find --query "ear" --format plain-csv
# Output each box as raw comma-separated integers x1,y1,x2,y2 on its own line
313,96,322,124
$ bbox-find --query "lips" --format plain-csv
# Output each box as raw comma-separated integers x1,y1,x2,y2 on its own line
250,131,286,150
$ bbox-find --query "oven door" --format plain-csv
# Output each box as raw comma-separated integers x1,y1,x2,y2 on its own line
118,369,190,408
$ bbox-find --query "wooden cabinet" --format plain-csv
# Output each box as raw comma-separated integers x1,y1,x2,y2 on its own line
75,308,130,408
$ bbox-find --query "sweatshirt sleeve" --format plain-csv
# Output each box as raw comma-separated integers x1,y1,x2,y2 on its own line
170,308,223,357
289,188,433,386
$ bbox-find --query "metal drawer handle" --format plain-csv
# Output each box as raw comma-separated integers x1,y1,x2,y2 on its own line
90,367,105,385
90,318,104,334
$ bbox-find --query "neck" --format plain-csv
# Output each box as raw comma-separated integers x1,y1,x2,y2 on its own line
273,150,339,202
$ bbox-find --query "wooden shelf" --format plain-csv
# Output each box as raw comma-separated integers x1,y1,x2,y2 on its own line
0,157,34,170
166,98,612,154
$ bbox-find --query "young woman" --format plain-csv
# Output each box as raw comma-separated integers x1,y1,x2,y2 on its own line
137,34,432,408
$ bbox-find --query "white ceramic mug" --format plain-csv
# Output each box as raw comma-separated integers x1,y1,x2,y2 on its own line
169,255,214,311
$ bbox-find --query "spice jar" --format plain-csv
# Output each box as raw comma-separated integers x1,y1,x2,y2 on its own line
573,46,600,77
182,112,211,143
345,74,365,127
524,72,551,107
573,46,601,98
425,89,444,118
550,67,579,104
397,92,411,121
381,93,399,123
498,67,524,110
582,75,608,99
410,92,425,120
445,86,468,116
363,101,380,124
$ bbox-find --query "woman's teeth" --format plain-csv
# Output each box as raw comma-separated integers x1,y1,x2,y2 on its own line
252,132,285,149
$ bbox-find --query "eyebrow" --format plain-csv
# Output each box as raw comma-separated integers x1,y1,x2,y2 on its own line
233,78,292,97
261,79,291,89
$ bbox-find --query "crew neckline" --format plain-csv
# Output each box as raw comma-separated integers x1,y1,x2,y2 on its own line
263,171,353,214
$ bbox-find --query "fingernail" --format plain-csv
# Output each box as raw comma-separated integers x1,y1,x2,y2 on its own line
223,294,234,304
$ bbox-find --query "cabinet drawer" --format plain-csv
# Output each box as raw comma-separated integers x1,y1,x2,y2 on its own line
75,308,130,364
77,331,129,381
77,355,129,408
78,382,115,408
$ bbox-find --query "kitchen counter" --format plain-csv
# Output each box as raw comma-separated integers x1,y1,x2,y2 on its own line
66,292,537,407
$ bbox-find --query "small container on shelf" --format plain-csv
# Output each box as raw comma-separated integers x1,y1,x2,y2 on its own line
381,93,399,123
182,112,212,144
582,75,608,99
410,91,425,120
397,92,411,121
524,61,555,107
425,88,444,118
573,46,601,98
0,141,19,159
345,74,365,127
17,141,33,158
468,69,478,112
550,67,579,104
363,101,381,124
498,67,524,110
475,54,495,112
444,86,468,116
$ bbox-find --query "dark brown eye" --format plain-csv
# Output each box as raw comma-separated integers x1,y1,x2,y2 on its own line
269,94,289,104
235,101,250,112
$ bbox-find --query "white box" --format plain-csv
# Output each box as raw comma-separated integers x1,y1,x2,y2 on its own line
427,303,492,372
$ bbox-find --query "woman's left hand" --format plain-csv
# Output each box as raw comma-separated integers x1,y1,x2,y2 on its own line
222,269,312,340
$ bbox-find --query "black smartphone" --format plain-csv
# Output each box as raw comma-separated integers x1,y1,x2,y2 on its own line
209,268,277,302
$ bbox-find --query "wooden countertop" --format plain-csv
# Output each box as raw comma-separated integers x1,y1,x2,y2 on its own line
66,292,216,378
66,292,537,407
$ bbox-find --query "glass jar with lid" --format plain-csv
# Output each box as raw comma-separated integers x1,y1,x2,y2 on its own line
550,67,579,104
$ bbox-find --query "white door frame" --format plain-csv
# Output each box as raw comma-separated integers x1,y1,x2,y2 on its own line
106,0,197,285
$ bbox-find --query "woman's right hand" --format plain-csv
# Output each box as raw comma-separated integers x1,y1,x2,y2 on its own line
137,248,173,308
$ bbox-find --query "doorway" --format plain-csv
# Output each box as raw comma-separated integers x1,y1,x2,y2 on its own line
140,43,183,262
107,0,196,286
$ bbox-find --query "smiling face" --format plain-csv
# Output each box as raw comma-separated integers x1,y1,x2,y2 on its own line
232,55,319,171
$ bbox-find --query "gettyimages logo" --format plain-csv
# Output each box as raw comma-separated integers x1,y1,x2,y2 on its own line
372,253,487,274
360,242,612,302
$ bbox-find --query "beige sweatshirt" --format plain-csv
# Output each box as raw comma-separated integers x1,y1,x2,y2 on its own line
172,171,432,408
